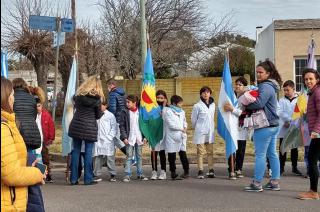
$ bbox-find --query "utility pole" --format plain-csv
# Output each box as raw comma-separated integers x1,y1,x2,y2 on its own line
52,17,61,122
140,0,147,68
72,0,79,88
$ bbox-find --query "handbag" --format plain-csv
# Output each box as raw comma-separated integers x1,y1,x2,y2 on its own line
251,109,269,129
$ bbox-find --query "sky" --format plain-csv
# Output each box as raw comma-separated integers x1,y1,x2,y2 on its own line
2,0,320,40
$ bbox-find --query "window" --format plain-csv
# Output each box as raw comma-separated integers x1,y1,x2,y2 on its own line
294,59,320,91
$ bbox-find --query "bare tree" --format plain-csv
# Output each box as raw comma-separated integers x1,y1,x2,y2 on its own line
1,0,69,97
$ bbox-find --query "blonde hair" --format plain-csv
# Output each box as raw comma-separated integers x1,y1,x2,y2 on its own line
32,86,46,104
76,75,105,101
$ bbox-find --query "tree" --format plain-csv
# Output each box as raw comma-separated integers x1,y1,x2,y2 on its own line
200,45,255,81
1,0,68,98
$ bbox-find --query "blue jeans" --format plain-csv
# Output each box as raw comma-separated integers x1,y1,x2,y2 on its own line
125,144,143,176
253,126,280,182
70,139,94,184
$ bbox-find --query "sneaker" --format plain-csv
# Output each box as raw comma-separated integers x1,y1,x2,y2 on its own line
150,171,158,180
93,176,102,182
180,172,190,179
292,168,303,176
229,172,237,180
110,175,117,182
235,170,244,178
304,174,310,179
244,182,263,192
123,175,130,182
297,191,320,200
171,172,183,180
206,169,216,178
197,170,205,179
263,181,280,191
137,175,148,181
45,175,54,183
158,170,167,180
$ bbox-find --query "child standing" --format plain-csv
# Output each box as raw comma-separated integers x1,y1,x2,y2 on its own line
120,95,148,182
150,90,168,180
163,95,189,180
191,86,216,179
93,101,118,182
33,87,55,183
278,80,301,176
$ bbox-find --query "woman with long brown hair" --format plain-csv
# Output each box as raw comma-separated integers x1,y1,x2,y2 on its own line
69,75,105,185
1,77,44,211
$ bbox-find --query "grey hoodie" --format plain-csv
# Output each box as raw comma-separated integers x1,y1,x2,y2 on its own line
246,79,280,126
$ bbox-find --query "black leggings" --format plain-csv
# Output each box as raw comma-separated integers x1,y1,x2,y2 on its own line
228,140,246,172
151,150,166,171
308,138,320,192
168,151,189,174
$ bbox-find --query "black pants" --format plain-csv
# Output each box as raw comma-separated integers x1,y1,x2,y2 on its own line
308,138,320,192
279,138,298,171
168,151,189,174
228,140,246,172
151,150,166,171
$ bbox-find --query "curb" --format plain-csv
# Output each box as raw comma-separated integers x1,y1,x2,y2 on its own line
50,153,255,168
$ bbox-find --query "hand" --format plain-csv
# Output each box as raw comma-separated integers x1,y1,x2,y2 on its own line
223,102,234,112
31,159,40,167
284,121,290,128
123,139,129,145
143,138,148,145
182,128,187,133
311,132,318,139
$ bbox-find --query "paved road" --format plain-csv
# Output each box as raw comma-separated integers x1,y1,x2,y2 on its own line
42,163,319,212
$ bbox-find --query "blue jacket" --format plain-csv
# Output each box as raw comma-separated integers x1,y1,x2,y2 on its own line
246,79,280,126
108,87,126,122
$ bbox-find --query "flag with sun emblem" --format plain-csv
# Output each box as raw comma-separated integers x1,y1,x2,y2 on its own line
139,48,163,148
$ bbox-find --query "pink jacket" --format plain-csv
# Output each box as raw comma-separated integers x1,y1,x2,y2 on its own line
307,84,320,135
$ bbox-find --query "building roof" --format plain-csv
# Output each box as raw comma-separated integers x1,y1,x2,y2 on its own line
274,19,320,30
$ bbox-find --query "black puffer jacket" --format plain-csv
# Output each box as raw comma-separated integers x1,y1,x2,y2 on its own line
13,88,41,149
68,95,103,142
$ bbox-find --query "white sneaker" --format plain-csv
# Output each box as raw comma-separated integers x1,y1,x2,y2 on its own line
158,170,167,180
151,171,158,180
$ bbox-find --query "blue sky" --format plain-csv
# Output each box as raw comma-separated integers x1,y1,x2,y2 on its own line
2,0,320,39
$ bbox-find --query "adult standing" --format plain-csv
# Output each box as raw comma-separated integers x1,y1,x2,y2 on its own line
1,77,44,211
224,77,250,179
107,78,127,155
12,78,45,212
69,75,104,185
298,69,320,200
244,60,282,192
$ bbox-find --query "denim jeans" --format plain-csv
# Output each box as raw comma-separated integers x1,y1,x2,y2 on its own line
70,139,94,184
125,143,143,176
253,126,280,182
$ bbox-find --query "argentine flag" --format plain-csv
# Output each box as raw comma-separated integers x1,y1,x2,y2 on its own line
1,50,9,78
62,57,77,156
217,56,239,159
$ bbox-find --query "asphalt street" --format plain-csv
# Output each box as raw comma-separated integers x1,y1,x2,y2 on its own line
42,162,319,212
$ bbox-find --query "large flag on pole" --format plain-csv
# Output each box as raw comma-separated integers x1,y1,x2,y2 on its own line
139,48,163,148
62,57,77,156
1,50,9,78
217,56,238,159
280,38,316,153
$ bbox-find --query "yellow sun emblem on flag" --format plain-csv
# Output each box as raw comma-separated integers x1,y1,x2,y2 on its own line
141,83,157,112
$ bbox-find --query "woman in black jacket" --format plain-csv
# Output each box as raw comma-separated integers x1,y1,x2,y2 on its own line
69,75,105,185
12,78,41,150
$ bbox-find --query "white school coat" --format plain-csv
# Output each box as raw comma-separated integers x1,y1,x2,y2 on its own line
191,100,215,144
278,94,298,138
162,107,188,153
93,110,117,156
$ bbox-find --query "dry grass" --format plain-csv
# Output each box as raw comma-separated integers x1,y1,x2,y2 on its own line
49,123,255,157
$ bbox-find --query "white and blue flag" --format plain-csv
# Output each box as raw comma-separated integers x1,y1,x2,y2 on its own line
62,56,77,156
217,56,238,159
1,50,9,78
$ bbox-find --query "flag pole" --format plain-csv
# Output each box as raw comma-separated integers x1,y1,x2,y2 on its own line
225,38,235,179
